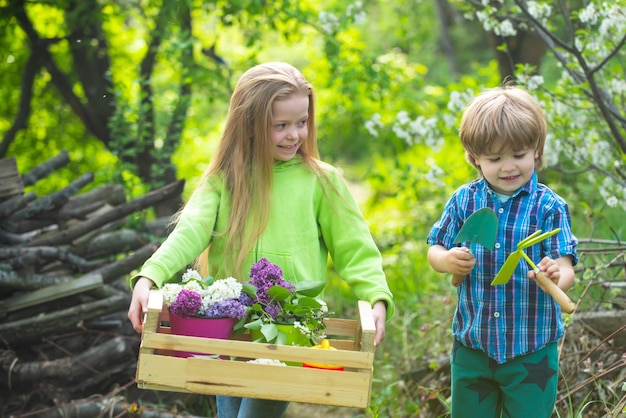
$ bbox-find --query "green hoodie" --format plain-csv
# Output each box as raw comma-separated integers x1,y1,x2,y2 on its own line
130,157,394,319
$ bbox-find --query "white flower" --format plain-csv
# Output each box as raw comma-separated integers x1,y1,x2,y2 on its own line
365,113,383,137
202,277,243,306
319,11,340,34
494,19,516,37
182,268,202,282
578,3,598,25
247,358,286,366
606,196,618,208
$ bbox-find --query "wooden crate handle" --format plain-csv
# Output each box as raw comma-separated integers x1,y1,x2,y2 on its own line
356,300,376,353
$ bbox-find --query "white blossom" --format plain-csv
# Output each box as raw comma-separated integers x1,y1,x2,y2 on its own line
182,268,202,282
527,1,552,24
318,11,340,34
578,2,598,25
202,277,243,306
247,358,286,366
365,113,383,137
605,196,618,208
494,19,517,37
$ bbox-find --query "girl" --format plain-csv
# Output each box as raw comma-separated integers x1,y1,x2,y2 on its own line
127,62,394,418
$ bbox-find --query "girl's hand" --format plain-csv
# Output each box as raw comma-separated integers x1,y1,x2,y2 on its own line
127,277,154,333
372,300,387,346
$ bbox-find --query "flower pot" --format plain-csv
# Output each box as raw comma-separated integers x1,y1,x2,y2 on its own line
169,311,236,358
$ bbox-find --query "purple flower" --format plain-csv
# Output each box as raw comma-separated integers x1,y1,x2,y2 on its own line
239,292,254,307
248,258,295,305
205,299,246,319
170,289,202,318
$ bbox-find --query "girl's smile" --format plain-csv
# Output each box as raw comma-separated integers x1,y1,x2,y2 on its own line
270,93,309,161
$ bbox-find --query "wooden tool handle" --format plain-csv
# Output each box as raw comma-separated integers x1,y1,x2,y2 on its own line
534,271,576,314
451,274,465,287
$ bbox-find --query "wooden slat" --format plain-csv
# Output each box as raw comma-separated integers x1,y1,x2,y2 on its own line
141,332,373,368
0,157,24,199
137,354,372,408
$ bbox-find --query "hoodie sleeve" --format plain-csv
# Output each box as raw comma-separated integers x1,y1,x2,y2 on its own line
128,180,220,289
317,166,395,319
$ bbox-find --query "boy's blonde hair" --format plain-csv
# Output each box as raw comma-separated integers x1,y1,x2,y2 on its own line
459,83,547,172
190,62,322,277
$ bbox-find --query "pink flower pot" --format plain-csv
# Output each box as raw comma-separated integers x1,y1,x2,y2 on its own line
169,311,236,358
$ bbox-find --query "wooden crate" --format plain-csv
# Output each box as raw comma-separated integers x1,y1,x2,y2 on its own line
136,290,377,408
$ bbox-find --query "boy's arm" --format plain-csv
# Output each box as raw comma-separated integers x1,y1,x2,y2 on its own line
555,256,575,291
427,244,476,276
532,255,575,292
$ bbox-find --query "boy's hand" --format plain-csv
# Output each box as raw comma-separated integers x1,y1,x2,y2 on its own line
528,256,560,289
447,246,476,276
427,244,476,278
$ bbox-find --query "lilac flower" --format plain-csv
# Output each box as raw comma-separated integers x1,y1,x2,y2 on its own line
239,292,254,307
170,289,203,318
205,299,246,319
248,257,295,305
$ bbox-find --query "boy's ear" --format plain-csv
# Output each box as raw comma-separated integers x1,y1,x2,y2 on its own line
465,152,480,168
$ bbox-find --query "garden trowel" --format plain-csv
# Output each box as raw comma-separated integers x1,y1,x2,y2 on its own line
491,229,576,314
451,208,498,287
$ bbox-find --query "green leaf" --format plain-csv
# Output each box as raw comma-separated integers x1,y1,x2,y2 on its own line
243,318,263,330
260,323,278,342
293,296,322,309
294,280,326,297
267,285,292,301
242,283,257,297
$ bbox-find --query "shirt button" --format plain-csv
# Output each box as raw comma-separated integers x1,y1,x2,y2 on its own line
495,243,501,249
494,312,500,318
498,208,504,214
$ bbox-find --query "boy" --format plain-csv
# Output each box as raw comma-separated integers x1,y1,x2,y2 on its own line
426,84,578,417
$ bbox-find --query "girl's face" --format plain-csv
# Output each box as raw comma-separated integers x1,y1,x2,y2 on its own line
270,93,309,161
475,146,538,195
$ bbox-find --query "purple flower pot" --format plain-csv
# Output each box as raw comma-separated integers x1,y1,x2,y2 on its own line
169,311,236,358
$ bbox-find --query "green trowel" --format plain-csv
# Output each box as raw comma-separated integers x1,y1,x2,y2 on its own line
491,229,576,314
451,208,498,287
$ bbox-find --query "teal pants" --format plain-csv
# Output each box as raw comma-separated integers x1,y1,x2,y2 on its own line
450,340,558,418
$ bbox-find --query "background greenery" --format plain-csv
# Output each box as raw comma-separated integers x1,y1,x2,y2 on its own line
2,0,625,416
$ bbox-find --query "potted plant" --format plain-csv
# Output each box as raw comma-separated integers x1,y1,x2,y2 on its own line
162,270,247,357
240,258,333,347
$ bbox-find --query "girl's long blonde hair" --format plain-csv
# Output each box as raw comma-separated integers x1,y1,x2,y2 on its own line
191,62,323,277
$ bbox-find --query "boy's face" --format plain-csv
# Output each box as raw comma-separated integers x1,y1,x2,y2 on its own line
475,146,538,195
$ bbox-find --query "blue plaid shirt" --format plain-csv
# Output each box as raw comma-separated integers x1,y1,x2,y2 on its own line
427,173,578,364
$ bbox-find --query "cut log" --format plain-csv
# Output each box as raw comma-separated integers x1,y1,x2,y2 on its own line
20,149,70,187
5,335,134,385
3,172,94,231
0,246,98,271
26,180,184,246
2,273,103,314
0,156,24,199
0,191,35,217
73,229,146,258
0,287,128,346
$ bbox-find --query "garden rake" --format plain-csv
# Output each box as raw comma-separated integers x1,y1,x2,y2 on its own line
491,229,576,313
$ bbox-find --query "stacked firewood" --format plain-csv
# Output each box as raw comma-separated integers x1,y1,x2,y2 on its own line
0,151,193,417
